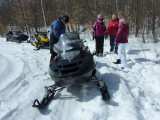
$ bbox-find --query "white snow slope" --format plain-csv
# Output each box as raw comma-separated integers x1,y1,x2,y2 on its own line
0,35,160,120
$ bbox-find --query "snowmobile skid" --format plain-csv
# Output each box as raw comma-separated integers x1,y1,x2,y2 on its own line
32,76,110,108
86,76,110,100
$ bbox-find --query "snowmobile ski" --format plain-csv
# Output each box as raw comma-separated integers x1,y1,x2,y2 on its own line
32,84,65,108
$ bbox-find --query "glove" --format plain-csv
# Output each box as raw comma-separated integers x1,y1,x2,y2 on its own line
104,35,107,40
114,42,118,46
105,34,108,39
93,36,95,41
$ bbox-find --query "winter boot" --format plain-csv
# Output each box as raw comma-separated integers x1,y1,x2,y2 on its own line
99,49,103,57
113,59,121,64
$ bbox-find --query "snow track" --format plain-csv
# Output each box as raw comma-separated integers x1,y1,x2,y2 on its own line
0,37,160,120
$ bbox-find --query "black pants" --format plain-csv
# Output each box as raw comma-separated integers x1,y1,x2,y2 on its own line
95,36,104,54
50,51,57,63
50,33,59,63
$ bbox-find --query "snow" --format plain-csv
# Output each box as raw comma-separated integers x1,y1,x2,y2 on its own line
0,35,160,120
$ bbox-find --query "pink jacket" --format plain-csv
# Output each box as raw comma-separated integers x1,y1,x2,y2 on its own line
92,21,107,37
114,25,129,43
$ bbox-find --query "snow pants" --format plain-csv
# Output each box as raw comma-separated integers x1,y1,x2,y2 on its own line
117,43,127,67
95,36,104,54
50,33,58,63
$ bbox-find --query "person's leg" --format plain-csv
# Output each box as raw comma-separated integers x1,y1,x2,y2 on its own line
113,43,121,64
99,36,104,56
121,43,127,68
115,45,118,54
117,43,122,60
95,36,100,55
50,50,57,63
110,36,114,52
111,35,117,53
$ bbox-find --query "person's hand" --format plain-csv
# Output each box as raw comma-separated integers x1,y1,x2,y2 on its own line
104,35,107,40
93,36,95,41
106,34,109,38
114,42,118,46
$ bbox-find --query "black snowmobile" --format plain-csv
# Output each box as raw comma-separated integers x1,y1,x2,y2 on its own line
6,29,28,43
32,32,110,108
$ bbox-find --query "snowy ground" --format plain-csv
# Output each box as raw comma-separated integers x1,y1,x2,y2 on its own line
0,35,160,120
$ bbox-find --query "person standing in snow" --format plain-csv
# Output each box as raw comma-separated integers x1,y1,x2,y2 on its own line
92,14,107,57
107,14,119,54
50,15,69,62
113,18,129,69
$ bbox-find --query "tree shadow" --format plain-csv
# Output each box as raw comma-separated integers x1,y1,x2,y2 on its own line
127,50,142,54
135,58,149,62
127,49,150,55
135,58,159,64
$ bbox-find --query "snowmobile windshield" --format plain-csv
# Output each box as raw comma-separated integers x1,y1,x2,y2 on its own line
16,30,23,35
54,32,83,53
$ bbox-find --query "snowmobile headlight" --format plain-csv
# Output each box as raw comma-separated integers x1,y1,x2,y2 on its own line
60,50,80,59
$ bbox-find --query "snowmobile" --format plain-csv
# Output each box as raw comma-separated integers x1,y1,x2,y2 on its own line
32,32,110,108
29,30,50,50
6,30,28,43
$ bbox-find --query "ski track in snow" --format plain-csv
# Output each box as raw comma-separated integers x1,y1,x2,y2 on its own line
0,36,160,120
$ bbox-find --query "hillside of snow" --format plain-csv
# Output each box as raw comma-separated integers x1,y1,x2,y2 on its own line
0,35,160,120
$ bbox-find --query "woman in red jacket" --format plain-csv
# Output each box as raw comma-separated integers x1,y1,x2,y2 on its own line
113,18,129,69
107,14,119,53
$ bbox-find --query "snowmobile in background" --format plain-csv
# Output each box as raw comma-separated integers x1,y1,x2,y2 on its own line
6,29,28,43
32,32,110,108
29,30,50,50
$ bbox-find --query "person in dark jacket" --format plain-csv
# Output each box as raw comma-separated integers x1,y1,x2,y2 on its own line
50,15,69,62
113,18,129,69
107,14,119,53
92,14,107,57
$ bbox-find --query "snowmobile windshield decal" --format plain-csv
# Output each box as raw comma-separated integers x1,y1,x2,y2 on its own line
60,50,80,60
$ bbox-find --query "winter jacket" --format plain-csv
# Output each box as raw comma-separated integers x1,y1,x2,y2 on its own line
107,18,119,36
50,19,66,38
114,25,129,43
92,21,107,37
50,19,66,47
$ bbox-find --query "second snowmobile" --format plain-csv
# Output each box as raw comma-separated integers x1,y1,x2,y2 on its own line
29,30,50,50
32,32,110,108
